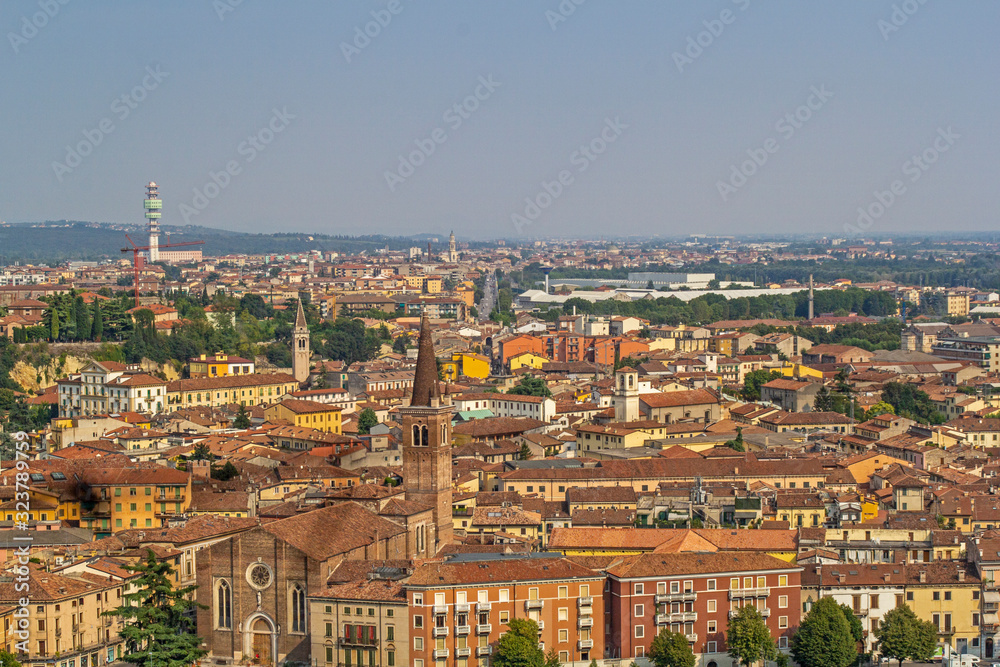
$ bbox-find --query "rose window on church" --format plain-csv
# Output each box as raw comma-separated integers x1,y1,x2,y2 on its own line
247,563,273,591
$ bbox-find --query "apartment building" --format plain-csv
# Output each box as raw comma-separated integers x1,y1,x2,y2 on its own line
0,571,126,667
77,466,193,537
453,393,558,422
932,337,1000,373
606,552,802,663
406,554,605,666
188,353,255,378
166,373,300,409
264,398,343,434
309,566,411,667
57,361,169,418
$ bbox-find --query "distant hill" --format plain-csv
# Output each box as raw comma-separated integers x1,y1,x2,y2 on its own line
0,222,477,264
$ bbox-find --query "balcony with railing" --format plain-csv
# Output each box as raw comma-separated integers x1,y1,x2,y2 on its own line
433,604,448,615
455,647,472,658
477,646,493,657
432,626,449,638
655,591,697,604
477,623,492,635
578,617,593,629
432,649,449,660
729,587,770,599
455,603,470,613
578,639,594,650
455,625,471,636
685,633,698,643
667,611,698,623
477,601,492,612
578,596,593,608
339,637,378,647
729,607,770,618
525,599,544,611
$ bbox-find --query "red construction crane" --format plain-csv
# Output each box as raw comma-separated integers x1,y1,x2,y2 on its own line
121,233,204,307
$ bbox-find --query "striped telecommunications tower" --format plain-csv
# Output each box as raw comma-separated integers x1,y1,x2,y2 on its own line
145,181,161,262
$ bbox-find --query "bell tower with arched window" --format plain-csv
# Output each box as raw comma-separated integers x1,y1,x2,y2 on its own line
400,313,454,554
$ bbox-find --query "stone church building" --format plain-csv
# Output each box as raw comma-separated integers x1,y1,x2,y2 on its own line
197,314,456,666
195,503,408,664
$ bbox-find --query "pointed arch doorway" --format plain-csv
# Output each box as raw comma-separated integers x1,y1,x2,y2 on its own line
244,613,277,667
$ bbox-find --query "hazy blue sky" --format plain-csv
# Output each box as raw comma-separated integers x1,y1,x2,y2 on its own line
1,1,997,239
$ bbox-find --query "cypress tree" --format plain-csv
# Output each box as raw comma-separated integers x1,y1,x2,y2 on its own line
92,301,104,341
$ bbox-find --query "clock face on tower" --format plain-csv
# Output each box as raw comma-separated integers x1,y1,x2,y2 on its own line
246,562,273,591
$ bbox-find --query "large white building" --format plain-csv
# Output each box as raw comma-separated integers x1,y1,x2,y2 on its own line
57,361,168,417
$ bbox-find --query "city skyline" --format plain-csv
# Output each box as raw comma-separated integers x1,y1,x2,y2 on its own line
1,2,998,239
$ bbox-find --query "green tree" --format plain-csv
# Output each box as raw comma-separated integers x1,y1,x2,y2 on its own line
49,307,59,341
507,377,552,397
727,605,776,667
519,442,532,460
102,549,206,667
864,401,895,421
838,603,865,645
190,442,214,461
92,300,104,341
724,427,745,452
211,461,240,481
75,296,90,341
790,597,858,667
0,649,21,667
649,628,696,667
392,333,411,355
874,604,937,667
357,407,379,435
742,369,780,401
233,404,251,429
494,618,545,667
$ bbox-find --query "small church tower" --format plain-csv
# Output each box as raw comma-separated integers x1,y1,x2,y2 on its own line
292,299,310,383
448,231,457,263
614,366,640,422
400,313,454,554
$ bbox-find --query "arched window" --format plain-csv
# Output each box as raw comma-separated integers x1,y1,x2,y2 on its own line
412,424,420,447
420,424,428,447
216,580,232,629
291,584,306,633
441,424,447,443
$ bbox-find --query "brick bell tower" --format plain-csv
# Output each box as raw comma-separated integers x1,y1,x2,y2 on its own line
400,313,454,553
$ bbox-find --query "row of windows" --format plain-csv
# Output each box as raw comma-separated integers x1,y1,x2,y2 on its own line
215,581,307,633
632,575,789,595
413,585,591,607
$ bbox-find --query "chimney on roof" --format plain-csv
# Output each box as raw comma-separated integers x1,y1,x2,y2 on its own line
958,569,966,582
919,570,927,583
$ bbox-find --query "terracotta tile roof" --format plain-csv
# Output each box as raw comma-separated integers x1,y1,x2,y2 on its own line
407,556,601,587
452,417,548,438
166,373,298,392
608,552,799,579
639,388,720,408
262,502,406,562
